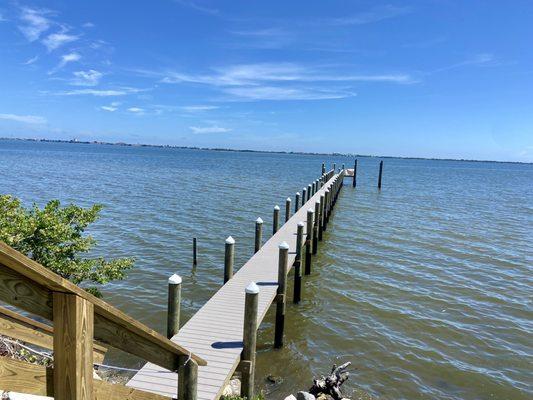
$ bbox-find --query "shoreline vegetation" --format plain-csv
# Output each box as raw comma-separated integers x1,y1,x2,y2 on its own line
1,137,530,165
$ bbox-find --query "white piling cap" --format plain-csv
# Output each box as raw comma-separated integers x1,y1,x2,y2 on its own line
279,241,289,250
325,189,330,193
245,281,260,294
226,236,235,245
286,197,291,202
296,192,300,196
274,205,280,210
307,208,314,213
168,274,182,285
256,217,263,224
316,200,321,204
298,221,305,227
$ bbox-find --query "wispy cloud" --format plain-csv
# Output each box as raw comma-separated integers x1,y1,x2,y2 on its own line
71,70,103,86
42,30,78,51
23,55,39,65
127,107,144,114
0,113,46,124
100,101,121,112
18,7,51,41
174,0,219,15
48,52,81,74
433,53,498,73
325,5,411,26
223,86,353,101
190,125,231,134
55,87,145,96
181,105,219,112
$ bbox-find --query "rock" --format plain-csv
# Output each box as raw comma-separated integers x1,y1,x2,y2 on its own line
221,378,241,397
284,395,297,400
297,391,316,400
266,374,283,384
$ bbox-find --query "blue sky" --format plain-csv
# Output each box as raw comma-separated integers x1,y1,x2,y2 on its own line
0,1,532,161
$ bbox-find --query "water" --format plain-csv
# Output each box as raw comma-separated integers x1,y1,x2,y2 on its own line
1,139,531,400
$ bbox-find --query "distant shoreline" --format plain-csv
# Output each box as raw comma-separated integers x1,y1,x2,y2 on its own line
1,137,530,165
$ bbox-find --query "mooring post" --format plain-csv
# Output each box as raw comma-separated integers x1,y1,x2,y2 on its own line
273,205,280,234
192,238,197,266
167,274,182,338
324,189,330,230
319,193,325,240
353,159,357,187
312,181,316,195
224,236,235,284
302,188,307,207
305,208,314,275
275,242,289,348
295,192,300,213
378,160,383,189
313,200,320,254
178,357,198,400
285,197,291,222
322,162,326,174
293,222,304,304
333,163,336,173
241,281,259,399
307,184,312,201
254,217,263,253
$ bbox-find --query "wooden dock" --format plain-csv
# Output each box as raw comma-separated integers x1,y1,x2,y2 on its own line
127,169,345,400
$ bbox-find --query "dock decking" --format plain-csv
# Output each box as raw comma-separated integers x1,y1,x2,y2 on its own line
127,171,342,400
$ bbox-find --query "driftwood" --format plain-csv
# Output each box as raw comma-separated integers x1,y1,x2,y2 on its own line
309,362,351,400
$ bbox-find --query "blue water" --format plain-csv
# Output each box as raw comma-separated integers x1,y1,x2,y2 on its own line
1,139,531,400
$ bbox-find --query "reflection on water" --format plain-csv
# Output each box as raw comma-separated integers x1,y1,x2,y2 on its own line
1,140,531,400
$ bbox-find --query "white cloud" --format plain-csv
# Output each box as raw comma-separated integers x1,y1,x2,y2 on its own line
181,105,219,112
71,70,103,86
82,22,95,28
127,107,144,113
42,30,78,51
174,0,219,15
190,125,231,134
326,5,411,26
101,106,117,112
18,7,51,41
0,113,46,124
56,87,143,96
223,86,353,101
23,55,39,65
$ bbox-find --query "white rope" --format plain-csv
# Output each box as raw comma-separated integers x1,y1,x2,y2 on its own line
1,337,53,360
183,350,192,366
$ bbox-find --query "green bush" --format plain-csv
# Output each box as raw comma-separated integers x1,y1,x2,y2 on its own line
0,195,134,297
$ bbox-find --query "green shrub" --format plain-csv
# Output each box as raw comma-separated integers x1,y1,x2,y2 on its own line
0,195,134,297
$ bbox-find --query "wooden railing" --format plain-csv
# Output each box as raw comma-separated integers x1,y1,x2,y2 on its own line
0,242,206,400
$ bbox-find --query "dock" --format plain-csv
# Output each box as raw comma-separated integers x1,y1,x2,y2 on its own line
127,168,345,400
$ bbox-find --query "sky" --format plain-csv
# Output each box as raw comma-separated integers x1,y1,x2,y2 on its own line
0,1,532,162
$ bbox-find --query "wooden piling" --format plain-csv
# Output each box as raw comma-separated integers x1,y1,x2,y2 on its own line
285,197,291,222
254,217,263,253
224,236,235,284
319,193,325,241
322,162,326,174
378,160,383,189
305,208,314,275
307,184,312,201
192,238,197,265
241,282,259,399
273,205,280,234
353,159,357,187
312,200,320,254
167,274,182,338
295,192,300,213
293,222,304,304
275,242,289,348
302,188,307,207
323,189,330,230
178,358,198,400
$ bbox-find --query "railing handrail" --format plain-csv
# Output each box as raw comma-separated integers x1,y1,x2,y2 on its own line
0,242,207,369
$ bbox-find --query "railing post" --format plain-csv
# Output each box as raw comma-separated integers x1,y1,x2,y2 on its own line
294,192,300,213
254,217,263,253
241,282,259,399
167,274,182,338
293,222,304,304
274,242,289,348
305,208,314,275
224,236,235,283
319,193,325,240
378,160,383,189
353,159,357,187
178,357,198,400
273,205,280,234
285,197,291,222
312,200,320,254
53,292,94,400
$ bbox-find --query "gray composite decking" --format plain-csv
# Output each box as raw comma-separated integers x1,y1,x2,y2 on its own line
127,172,340,400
